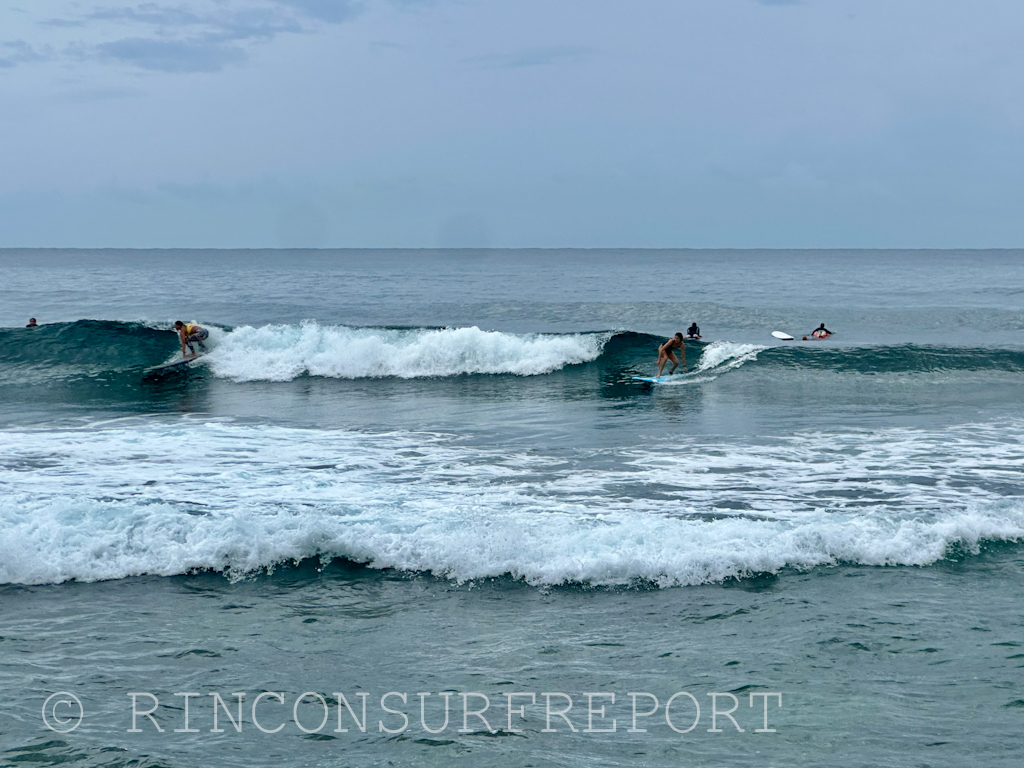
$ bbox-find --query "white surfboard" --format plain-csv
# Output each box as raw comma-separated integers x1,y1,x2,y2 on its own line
145,353,207,373
771,331,794,340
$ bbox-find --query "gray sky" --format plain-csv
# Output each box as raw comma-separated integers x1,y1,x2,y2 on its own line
2,0,1023,248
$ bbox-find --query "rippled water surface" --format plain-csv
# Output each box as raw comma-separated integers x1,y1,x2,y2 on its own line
0,249,1022,767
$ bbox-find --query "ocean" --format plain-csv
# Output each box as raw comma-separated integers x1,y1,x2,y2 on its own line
0,248,1022,767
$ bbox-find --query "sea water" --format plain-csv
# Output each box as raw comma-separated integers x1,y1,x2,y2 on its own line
0,249,1022,767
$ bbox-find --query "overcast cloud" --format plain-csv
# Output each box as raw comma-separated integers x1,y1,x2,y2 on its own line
1,0,1023,247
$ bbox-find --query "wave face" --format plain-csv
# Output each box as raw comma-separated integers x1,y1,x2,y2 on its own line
2,419,1022,586
0,320,170,383
764,344,1024,373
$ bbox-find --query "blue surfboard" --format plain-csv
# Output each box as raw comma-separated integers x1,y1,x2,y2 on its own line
631,373,692,384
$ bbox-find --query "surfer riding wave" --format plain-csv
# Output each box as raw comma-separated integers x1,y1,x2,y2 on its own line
657,333,688,377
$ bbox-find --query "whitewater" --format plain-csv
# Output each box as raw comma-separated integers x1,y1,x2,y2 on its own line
206,323,610,380
2,419,1022,586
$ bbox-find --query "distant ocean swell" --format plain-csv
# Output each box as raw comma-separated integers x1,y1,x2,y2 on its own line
2,421,1022,586
3,321,1024,386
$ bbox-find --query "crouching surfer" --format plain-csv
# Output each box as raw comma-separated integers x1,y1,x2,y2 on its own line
657,333,688,377
174,321,208,357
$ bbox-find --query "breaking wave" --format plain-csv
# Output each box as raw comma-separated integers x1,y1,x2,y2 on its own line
209,323,610,380
2,320,1022,391
2,419,1022,587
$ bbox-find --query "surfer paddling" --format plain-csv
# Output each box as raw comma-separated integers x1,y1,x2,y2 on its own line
174,321,209,357
685,322,701,340
657,333,687,377
803,323,832,341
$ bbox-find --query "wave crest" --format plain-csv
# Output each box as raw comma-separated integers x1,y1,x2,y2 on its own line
209,323,609,381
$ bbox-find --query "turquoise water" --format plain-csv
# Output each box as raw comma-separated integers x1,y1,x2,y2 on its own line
1,249,1022,766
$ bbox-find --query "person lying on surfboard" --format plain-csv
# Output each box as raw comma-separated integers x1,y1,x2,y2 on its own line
657,333,688,377
685,322,700,340
807,323,832,340
174,321,209,357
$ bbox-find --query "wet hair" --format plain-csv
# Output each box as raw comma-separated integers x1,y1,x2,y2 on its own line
675,332,684,339
174,321,184,329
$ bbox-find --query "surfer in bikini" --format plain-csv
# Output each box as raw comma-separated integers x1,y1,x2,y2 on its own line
174,321,209,357
657,333,687,377
685,322,700,340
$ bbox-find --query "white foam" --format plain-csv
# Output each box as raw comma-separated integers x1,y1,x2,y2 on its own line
693,341,764,373
1,420,1022,586
653,341,764,385
204,323,608,381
